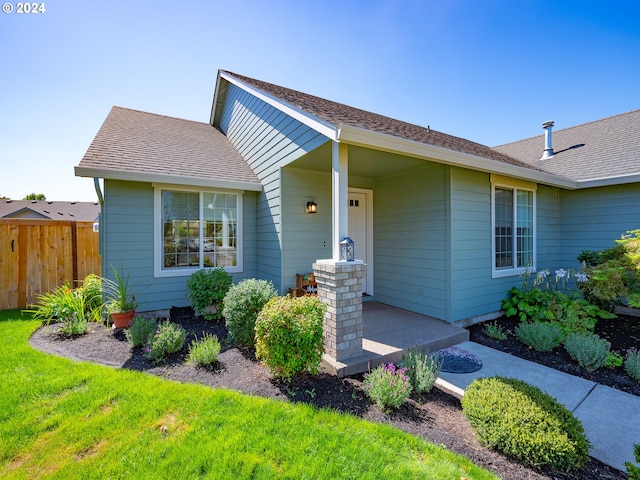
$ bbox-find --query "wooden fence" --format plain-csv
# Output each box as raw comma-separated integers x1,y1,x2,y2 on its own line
0,219,101,310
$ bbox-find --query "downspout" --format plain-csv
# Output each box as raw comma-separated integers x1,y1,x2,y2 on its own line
94,177,104,205
93,177,106,273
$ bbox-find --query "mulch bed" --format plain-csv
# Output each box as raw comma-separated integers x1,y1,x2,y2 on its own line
29,313,632,480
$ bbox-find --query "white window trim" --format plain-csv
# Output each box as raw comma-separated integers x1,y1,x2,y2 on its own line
153,184,243,278
491,176,536,279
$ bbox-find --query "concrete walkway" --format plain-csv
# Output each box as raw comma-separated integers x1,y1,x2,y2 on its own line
436,341,640,473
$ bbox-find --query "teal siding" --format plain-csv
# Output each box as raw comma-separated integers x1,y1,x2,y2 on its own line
559,183,640,267
102,180,257,312
218,83,329,291
373,163,448,319
537,184,560,269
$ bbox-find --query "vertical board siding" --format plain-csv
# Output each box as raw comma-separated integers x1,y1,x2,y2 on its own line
0,219,100,309
102,180,257,312
373,163,448,319
559,183,640,267
218,83,329,291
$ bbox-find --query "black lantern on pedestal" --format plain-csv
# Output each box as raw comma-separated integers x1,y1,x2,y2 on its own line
339,237,355,262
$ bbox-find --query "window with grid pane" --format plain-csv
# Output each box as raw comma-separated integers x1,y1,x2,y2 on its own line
493,185,534,273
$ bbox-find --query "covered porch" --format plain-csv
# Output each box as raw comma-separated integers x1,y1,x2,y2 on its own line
321,301,469,378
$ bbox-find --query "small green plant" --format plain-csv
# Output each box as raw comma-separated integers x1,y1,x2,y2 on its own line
144,321,186,363
222,278,278,348
125,316,158,347
627,444,640,480
103,266,137,314
564,332,611,372
402,348,442,394
255,295,326,380
625,348,640,382
461,376,590,471
483,321,507,340
364,363,413,411
186,268,233,320
605,352,624,369
515,322,563,352
187,333,221,367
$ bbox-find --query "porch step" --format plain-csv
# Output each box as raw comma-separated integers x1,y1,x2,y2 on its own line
322,302,469,378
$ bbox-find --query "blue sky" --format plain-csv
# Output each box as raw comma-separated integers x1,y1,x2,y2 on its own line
1,0,638,202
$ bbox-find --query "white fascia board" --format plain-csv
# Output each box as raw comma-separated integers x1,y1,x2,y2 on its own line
575,173,640,189
336,124,578,189
74,166,263,192
219,71,337,140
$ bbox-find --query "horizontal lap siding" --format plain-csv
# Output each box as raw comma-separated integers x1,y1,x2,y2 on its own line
559,183,640,267
537,185,560,269
219,84,328,291
373,164,448,319
103,180,257,311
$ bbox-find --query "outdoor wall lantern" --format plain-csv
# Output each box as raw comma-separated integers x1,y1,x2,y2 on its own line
305,200,317,214
340,237,355,261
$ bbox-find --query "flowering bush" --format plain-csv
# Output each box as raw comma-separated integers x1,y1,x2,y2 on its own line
125,316,157,347
402,348,442,394
364,363,413,411
144,321,186,363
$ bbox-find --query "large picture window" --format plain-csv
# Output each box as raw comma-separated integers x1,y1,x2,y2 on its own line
492,178,535,277
155,186,241,277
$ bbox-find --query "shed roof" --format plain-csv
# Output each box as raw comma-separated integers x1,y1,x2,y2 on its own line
493,110,640,185
75,106,262,191
0,200,100,221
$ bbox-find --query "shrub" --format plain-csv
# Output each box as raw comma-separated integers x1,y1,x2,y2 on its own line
222,279,277,348
145,321,186,363
186,268,233,320
627,444,640,480
515,322,563,352
402,348,442,394
79,274,103,312
125,316,157,347
255,295,325,380
187,334,221,367
483,321,507,340
564,332,611,372
626,348,640,382
364,363,413,411
461,376,590,471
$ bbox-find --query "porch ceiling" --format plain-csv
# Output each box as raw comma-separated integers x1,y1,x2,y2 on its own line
292,142,427,178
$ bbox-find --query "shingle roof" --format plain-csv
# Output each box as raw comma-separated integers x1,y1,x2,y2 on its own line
493,110,640,182
222,71,544,172
0,200,99,221
77,106,261,188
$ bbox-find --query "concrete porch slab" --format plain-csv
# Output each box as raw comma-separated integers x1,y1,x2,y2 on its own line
322,302,469,377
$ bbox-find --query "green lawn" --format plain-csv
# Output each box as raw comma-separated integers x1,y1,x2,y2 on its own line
0,310,498,479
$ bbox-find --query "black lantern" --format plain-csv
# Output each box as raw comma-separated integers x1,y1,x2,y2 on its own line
340,237,355,262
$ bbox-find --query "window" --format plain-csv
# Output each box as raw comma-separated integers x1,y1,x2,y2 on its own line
155,186,242,277
491,177,535,277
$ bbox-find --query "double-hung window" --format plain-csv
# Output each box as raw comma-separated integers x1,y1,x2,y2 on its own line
491,175,536,277
154,185,242,277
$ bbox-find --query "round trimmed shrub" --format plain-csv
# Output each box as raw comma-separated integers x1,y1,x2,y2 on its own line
186,268,233,321
515,322,563,352
222,279,278,348
461,376,590,471
564,332,611,372
255,295,326,380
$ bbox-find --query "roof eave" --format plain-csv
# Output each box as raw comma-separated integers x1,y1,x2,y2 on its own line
216,71,338,140
74,166,263,192
336,124,577,189
576,173,640,189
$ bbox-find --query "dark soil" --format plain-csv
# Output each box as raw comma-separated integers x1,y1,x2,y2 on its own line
29,313,632,480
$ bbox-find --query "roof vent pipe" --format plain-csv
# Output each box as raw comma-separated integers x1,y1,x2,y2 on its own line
540,120,554,160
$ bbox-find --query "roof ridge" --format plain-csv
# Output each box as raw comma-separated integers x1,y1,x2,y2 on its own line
111,105,210,126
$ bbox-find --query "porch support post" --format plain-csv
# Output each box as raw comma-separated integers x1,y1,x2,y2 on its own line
332,141,348,261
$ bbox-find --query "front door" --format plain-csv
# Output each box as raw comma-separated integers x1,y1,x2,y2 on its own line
348,189,372,294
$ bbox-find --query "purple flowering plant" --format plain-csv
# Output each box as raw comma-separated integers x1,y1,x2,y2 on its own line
363,362,413,411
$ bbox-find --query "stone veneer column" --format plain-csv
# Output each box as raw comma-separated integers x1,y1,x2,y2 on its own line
312,260,365,362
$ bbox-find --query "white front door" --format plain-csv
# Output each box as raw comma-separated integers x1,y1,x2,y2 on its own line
348,189,372,294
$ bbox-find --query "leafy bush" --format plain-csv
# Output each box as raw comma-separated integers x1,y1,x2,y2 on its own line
627,444,640,480
402,348,442,394
255,295,325,380
515,322,563,352
79,274,103,312
364,363,413,411
125,316,157,347
626,348,640,382
564,332,611,372
186,268,233,320
483,321,508,340
222,279,277,348
144,321,186,363
187,334,221,367
461,376,590,471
